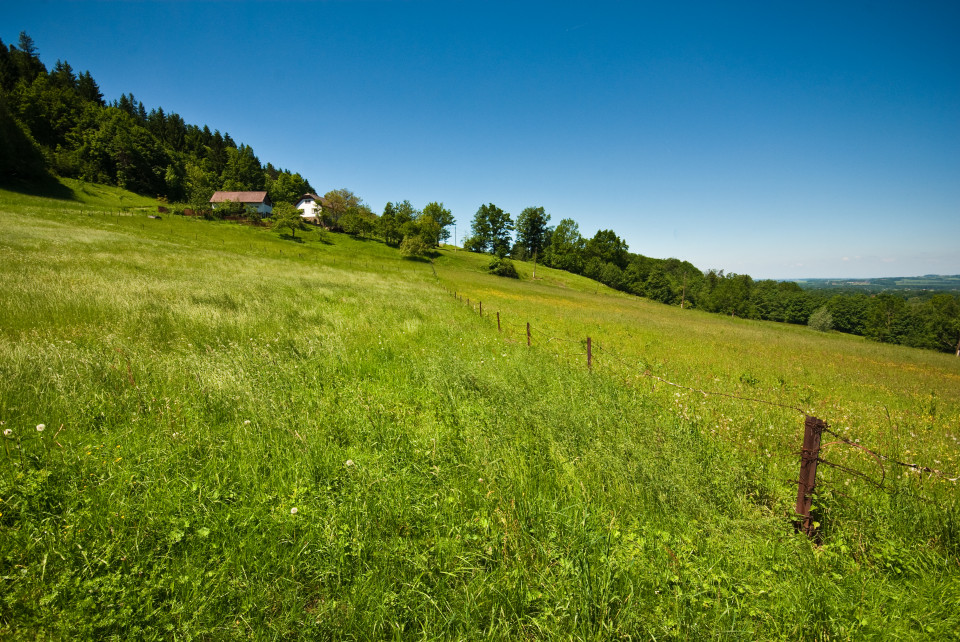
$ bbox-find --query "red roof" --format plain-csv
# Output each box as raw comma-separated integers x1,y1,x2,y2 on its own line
209,191,270,204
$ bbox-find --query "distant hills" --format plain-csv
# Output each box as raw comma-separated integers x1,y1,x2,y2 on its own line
794,275,960,293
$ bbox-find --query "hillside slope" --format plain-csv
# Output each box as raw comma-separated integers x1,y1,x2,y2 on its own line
1,182,959,639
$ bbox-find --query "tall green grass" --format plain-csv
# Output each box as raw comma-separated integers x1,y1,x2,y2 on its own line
1,182,959,639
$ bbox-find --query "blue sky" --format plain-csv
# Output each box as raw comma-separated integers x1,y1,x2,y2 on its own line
4,1,959,279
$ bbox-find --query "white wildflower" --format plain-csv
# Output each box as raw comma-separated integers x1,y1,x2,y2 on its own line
3,429,11,436
243,420,251,425
345,459,354,467
290,507,298,515
36,424,45,432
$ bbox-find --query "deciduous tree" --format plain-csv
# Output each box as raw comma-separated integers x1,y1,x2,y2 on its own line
515,206,551,258
422,201,454,244
378,202,402,245
584,229,629,269
544,218,584,273
466,203,513,257
323,188,364,229
271,202,308,239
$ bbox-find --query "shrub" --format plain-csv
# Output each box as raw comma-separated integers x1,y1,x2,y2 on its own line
488,256,519,278
808,306,833,332
400,235,429,258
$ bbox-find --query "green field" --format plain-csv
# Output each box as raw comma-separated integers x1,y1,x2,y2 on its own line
2,182,959,639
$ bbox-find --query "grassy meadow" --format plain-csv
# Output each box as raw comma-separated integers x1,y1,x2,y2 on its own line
1,181,959,639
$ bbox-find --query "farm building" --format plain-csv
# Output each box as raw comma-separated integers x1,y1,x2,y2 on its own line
295,193,329,224
209,191,273,216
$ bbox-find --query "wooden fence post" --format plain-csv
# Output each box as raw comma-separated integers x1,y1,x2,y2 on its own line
497,312,501,332
795,415,826,537
587,337,592,371
527,322,531,346
479,301,482,317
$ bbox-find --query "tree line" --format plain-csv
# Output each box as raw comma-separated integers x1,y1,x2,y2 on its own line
0,32,312,209
273,191,455,258
463,203,960,356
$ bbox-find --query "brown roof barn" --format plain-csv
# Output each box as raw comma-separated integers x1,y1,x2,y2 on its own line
209,191,271,205
209,191,273,216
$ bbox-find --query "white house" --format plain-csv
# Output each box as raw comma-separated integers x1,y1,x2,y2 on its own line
295,193,329,224
209,191,273,216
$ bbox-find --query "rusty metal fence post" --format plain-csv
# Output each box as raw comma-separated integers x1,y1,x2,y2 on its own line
795,415,825,537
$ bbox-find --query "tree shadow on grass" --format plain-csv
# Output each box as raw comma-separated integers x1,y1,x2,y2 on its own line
0,174,75,200
344,235,382,244
402,254,436,263
276,233,305,243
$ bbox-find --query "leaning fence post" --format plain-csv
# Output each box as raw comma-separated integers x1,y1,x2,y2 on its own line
795,415,826,537
587,337,592,371
527,322,531,346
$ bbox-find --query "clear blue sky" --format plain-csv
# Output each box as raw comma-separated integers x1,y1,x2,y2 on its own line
4,1,959,279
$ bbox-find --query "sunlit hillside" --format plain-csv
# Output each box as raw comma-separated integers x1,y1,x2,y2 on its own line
2,181,958,639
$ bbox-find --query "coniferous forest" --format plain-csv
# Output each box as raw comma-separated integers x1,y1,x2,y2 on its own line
2,31,958,355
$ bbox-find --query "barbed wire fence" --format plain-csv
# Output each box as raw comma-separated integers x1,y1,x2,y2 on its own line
442,285,959,539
